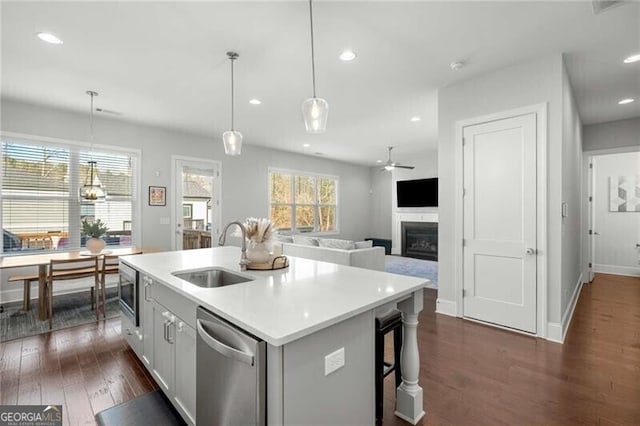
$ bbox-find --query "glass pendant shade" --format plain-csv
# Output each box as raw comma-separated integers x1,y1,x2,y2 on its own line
222,130,243,156
79,161,106,202
302,97,328,134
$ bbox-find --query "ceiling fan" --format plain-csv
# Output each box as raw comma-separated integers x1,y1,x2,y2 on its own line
381,146,415,171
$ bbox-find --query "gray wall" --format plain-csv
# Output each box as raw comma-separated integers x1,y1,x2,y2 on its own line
367,149,439,241
438,54,565,324
368,167,392,240
560,57,584,321
1,99,373,251
583,117,640,152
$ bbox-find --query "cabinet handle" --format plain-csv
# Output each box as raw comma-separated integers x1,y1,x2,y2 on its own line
163,320,168,342
167,320,175,344
144,281,151,301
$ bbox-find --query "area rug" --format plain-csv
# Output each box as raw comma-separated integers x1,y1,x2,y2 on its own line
0,287,120,342
385,255,438,289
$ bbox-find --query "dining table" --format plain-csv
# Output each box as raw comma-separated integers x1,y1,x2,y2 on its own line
0,246,148,320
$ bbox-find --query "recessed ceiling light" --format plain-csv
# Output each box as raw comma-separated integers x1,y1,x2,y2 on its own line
339,50,357,62
623,54,640,64
376,160,383,163
618,98,635,105
450,60,465,71
37,32,63,44
303,143,311,148
410,116,421,122
249,99,262,105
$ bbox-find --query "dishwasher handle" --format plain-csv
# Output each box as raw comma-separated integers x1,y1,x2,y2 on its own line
197,319,255,366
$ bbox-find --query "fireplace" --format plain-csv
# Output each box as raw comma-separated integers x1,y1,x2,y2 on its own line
401,221,438,261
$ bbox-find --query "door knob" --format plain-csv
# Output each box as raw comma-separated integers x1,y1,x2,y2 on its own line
636,244,640,248
525,248,536,255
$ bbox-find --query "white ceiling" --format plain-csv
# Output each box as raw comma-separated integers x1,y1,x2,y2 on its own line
2,1,639,166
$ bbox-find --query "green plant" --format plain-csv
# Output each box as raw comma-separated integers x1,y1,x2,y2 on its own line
81,218,108,239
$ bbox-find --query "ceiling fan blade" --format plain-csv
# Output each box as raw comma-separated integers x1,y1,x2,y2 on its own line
394,165,415,169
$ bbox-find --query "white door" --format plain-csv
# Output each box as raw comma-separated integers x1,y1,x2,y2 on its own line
173,157,220,251
463,113,537,333
591,152,640,276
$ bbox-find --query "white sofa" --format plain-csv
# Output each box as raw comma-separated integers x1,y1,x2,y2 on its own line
280,239,385,271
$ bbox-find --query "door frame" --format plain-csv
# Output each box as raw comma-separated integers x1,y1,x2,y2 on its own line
584,145,640,281
170,155,222,251
453,103,548,338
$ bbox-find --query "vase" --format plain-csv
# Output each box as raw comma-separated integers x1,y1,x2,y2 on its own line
246,241,271,264
86,237,106,254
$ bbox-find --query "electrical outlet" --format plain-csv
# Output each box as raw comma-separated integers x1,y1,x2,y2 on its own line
324,347,345,376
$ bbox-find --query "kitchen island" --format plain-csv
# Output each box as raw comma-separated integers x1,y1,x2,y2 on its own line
121,246,427,425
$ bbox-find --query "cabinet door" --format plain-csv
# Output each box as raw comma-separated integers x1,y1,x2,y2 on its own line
141,275,154,368
174,320,196,425
152,301,175,394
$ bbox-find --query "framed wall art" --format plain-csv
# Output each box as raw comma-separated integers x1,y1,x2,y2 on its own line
149,186,166,206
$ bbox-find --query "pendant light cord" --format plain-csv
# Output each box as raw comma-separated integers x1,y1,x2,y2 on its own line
230,56,235,130
89,92,94,162
309,0,317,98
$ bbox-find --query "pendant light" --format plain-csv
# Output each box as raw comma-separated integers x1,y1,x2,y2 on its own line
222,51,242,156
79,90,107,202
302,0,328,134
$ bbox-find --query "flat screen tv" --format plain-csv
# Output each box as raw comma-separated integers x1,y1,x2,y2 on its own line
397,178,438,207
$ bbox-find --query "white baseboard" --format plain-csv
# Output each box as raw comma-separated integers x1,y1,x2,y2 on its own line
547,273,584,344
594,264,640,277
0,279,118,305
546,322,563,343
435,298,457,317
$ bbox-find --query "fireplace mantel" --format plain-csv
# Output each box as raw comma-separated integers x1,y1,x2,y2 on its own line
392,212,438,255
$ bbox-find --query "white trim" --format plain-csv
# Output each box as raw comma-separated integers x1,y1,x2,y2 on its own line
1,279,119,305
435,298,457,317
594,264,640,277
0,131,142,250
392,212,439,255
170,155,222,251
547,273,585,343
453,103,548,338
582,144,640,286
546,322,563,343
267,167,340,235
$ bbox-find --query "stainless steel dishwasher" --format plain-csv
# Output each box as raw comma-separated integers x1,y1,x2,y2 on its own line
196,306,266,425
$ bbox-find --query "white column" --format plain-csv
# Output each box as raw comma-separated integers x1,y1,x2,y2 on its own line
395,288,425,424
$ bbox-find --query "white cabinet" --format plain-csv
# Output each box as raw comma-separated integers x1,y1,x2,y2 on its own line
141,274,154,368
151,302,175,393
173,319,196,423
137,275,196,426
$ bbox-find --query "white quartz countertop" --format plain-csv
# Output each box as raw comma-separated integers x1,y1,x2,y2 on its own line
122,247,428,346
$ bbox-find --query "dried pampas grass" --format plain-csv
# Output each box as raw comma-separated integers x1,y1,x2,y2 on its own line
244,217,275,243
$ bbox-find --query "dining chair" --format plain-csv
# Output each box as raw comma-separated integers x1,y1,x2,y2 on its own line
99,250,142,319
47,257,100,329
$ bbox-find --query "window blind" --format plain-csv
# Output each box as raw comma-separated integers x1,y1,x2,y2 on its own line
1,139,138,253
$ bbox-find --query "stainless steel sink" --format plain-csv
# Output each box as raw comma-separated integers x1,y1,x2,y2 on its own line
172,268,255,288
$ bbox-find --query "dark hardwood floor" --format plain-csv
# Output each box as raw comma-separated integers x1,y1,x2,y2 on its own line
1,273,638,425
381,273,640,425
0,317,157,425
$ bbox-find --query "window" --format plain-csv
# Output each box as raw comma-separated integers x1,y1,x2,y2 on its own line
1,137,138,253
269,169,338,233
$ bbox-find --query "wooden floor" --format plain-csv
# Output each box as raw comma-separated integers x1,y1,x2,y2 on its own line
1,273,638,425
0,317,157,425
381,273,640,425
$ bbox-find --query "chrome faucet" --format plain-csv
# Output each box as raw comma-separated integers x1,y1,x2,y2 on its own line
218,221,250,271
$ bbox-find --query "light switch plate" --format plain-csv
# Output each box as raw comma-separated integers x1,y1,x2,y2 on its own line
324,347,345,376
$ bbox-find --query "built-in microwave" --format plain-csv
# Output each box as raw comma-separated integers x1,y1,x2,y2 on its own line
119,262,139,326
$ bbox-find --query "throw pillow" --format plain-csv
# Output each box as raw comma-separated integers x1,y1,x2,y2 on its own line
293,235,319,246
318,238,356,250
355,240,373,249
